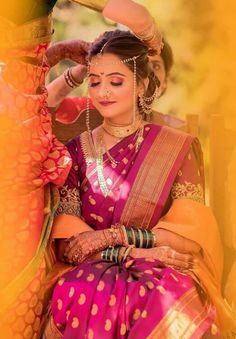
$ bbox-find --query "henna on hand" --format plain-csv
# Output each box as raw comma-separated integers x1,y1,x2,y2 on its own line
45,39,91,67
130,246,194,270
152,228,201,254
63,226,126,265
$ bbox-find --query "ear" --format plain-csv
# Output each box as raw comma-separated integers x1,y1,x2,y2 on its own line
137,77,149,96
159,77,168,97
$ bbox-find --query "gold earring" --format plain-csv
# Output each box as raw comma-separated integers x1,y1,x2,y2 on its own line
139,88,159,115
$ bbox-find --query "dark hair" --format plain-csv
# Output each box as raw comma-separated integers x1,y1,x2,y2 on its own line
89,30,159,110
160,38,174,76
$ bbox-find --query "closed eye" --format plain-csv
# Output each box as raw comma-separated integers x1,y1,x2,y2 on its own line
111,81,123,86
90,82,100,87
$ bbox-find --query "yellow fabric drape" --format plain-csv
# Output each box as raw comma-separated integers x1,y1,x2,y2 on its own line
157,198,236,333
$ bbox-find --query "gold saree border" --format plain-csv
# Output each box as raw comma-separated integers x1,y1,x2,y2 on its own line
0,14,53,49
147,287,210,338
0,184,59,316
120,127,189,228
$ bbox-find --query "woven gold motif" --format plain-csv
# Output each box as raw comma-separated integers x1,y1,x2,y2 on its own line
0,15,52,49
171,181,204,204
55,186,81,217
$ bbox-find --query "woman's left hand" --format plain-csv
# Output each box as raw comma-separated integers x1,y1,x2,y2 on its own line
130,246,194,271
153,228,201,255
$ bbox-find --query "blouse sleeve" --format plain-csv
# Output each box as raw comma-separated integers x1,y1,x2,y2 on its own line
170,141,205,204
54,138,81,218
55,97,94,124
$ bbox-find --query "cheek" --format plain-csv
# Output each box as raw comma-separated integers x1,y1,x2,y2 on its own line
88,88,98,101
154,69,166,85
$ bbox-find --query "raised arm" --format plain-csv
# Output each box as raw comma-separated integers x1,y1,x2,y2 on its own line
102,0,163,54
47,64,86,108
72,0,163,54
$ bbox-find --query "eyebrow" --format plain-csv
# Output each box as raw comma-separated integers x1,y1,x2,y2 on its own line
88,72,126,77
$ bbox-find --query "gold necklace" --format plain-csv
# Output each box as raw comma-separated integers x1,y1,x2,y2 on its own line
102,115,143,139
96,128,119,197
94,122,144,197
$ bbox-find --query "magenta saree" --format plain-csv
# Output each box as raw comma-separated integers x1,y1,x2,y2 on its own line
46,124,219,338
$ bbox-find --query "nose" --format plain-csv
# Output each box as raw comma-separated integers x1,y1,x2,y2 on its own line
99,86,111,100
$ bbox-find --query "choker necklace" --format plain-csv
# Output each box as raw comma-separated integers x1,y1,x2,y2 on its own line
102,116,143,139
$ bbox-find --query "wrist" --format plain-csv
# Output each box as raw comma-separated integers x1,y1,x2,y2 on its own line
71,66,87,84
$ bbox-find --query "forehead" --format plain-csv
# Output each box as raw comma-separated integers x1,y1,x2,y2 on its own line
149,54,164,65
89,53,132,76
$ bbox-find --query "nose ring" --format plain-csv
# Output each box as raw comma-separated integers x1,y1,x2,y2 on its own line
104,89,111,99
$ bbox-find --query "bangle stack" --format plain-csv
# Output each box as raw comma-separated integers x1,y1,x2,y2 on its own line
101,245,134,264
64,67,84,89
122,226,156,248
132,18,164,55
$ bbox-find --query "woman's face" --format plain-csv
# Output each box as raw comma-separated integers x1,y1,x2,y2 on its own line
88,53,141,124
149,54,167,96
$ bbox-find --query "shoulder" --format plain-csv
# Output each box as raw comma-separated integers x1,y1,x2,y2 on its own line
150,111,187,131
147,122,193,142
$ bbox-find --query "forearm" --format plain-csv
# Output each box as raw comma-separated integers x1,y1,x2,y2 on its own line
47,74,73,108
152,227,201,254
47,65,86,108
103,0,151,33
103,0,162,54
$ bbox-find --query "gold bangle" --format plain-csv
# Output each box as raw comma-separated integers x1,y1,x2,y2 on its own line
69,67,84,86
132,18,156,41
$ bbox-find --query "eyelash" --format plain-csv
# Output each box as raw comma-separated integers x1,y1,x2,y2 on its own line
90,82,123,87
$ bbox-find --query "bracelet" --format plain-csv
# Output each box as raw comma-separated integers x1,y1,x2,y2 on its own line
132,18,164,55
121,227,156,249
132,18,156,41
101,246,121,263
121,245,135,264
64,67,84,89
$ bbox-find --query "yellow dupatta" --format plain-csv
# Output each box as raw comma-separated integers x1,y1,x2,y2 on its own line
155,198,236,333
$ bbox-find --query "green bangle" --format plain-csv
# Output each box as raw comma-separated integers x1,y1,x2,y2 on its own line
113,246,120,263
146,230,151,248
134,229,140,247
106,246,112,261
137,228,143,248
126,228,133,245
145,230,155,248
142,229,148,248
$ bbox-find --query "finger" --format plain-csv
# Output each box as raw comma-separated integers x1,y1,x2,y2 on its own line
170,251,194,264
65,247,79,263
166,258,192,269
64,241,79,257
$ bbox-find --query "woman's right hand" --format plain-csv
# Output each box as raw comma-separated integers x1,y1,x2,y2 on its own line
130,246,194,271
46,39,91,67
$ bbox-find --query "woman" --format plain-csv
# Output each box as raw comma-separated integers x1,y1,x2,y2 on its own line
1,1,150,338
44,29,235,338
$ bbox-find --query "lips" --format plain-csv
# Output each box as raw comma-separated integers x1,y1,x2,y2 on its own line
99,101,116,106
